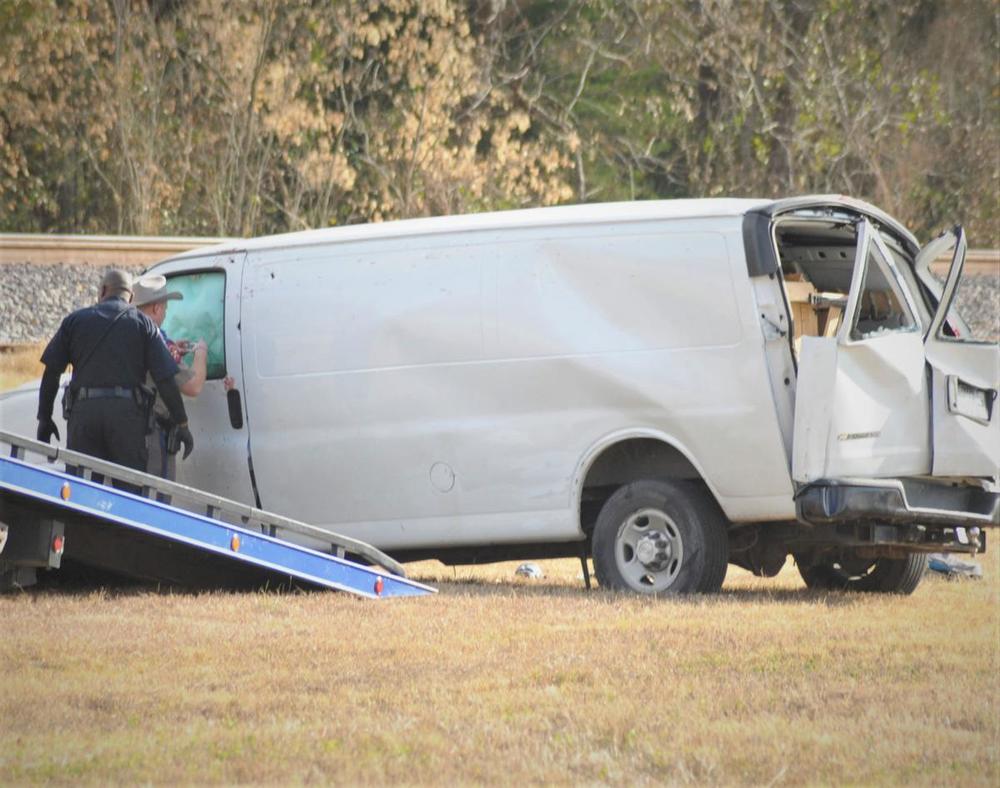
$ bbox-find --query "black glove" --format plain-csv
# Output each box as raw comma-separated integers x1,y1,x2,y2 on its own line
37,417,60,444
166,422,194,460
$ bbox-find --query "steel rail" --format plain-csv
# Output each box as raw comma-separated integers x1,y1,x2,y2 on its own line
928,249,998,277
0,233,996,274
0,234,233,267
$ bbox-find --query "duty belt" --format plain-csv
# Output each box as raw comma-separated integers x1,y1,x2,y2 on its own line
73,386,137,400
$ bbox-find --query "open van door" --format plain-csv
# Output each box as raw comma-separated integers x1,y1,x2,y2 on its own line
792,218,931,482
793,220,999,484
920,228,1000,477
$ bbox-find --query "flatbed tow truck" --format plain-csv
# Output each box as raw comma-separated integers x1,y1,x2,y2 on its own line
0,430,435,599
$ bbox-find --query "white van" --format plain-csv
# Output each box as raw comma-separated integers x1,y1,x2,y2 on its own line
3,196,997,594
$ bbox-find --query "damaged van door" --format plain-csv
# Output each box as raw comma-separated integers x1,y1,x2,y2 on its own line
792,219,999,525
793,218,929,481
920,228,999,477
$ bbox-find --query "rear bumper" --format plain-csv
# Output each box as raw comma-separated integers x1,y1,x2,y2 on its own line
796,478,999,530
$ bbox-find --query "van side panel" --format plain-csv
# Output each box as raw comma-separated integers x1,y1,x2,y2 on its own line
239,219,795,550
252,244,485,376
490,231,741,355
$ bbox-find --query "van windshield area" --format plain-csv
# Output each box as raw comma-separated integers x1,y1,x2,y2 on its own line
773,219,924,357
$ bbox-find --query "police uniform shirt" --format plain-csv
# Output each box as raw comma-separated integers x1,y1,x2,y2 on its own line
41,296,178,387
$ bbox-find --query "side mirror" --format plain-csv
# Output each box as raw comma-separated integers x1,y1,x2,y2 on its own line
227,388,244,429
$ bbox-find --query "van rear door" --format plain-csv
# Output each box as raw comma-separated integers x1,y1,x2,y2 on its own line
920,228,999,477
792,220,999,484
792,218,931,482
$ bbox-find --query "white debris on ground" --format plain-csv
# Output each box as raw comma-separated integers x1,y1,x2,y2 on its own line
0,262,996,345
515,562,544,579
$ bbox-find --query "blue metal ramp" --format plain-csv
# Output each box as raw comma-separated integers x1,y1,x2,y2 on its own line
0,431,435,599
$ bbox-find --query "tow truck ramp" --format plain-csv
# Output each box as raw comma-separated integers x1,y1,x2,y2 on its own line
0,430,435,599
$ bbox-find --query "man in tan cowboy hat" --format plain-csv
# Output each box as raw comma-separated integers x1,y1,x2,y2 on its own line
133,274,207,480
37,269,193,485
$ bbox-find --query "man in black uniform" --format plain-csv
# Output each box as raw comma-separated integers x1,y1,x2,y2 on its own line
35,269,194,479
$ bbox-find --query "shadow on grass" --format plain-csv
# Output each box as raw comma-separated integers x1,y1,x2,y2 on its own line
416,576,865,606
19,574,860,606
20,562,914,607
24,562,330,597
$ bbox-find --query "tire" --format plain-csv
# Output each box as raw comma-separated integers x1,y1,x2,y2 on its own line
797,553,927,595
592,479,729,595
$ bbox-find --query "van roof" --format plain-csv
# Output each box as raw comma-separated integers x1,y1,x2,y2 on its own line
162,198,774,263
161,194,911,264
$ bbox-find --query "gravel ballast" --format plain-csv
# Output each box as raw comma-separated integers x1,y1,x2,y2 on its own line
2,263,145,345
0,261,997,345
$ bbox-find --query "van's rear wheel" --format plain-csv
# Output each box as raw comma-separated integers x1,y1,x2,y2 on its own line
796,553,927,595
592,479,728,595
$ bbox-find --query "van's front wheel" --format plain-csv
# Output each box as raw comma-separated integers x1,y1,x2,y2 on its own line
592,480,728,595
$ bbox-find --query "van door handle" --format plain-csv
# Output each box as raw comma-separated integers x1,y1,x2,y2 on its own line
946,375,995,425
227,388,244,430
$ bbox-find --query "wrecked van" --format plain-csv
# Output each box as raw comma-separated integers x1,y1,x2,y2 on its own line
4,196,997,594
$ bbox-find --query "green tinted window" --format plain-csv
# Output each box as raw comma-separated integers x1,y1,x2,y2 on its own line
161,271,226,379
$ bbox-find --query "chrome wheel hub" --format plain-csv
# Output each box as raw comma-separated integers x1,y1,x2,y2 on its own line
634,531,673,570
614,508,684,592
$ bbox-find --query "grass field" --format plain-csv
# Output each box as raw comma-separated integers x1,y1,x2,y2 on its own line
0,343,43,393
1,345,997,784
1,556,997,785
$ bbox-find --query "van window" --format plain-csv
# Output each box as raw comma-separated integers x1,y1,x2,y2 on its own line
776,220,921,352
161,271,226,379
848,241,918,341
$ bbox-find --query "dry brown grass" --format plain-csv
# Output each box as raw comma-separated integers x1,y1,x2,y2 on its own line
1,555,997,785
0,343,44,393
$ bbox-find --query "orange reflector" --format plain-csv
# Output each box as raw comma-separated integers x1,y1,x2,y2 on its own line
60,483,71,501
52,535,65,554
230,534,240,552
374,577,384,596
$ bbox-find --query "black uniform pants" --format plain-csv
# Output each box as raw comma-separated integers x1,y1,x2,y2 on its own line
67,398,148,492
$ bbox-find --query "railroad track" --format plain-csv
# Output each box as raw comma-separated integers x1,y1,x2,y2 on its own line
930,248,998,277
0,234,232,267
0,233,996,274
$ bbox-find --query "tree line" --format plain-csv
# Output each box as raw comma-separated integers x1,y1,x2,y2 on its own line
1,0,996,245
